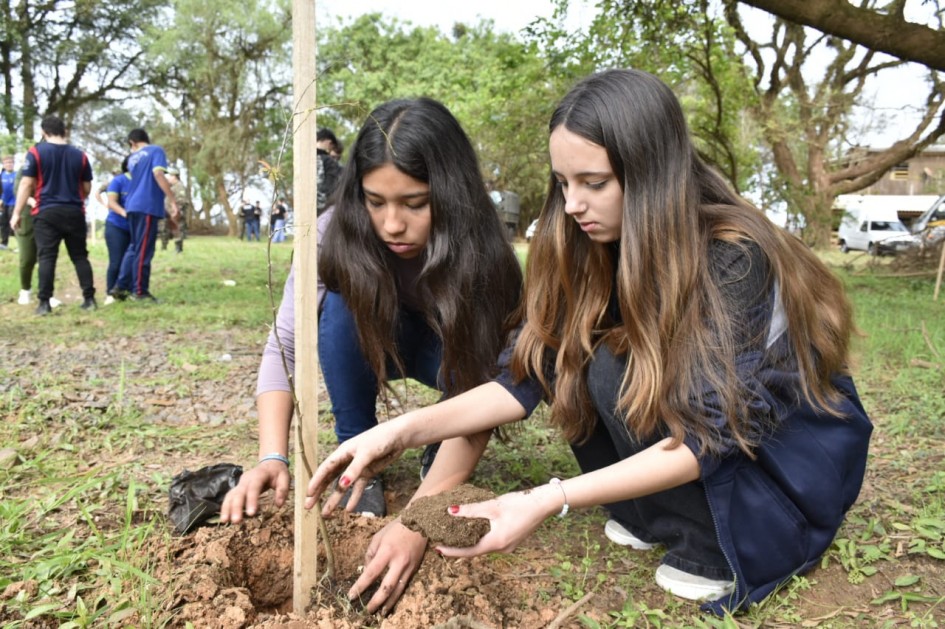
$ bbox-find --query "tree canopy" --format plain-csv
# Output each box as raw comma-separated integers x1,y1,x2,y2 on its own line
2,0,944,239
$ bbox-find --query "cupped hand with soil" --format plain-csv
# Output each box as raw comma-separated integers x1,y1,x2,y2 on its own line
400,484,495,547
432,483,567,558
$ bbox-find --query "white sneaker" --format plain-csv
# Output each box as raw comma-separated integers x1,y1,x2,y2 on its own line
49,297,62,309
104,295,115,305
17,289,30,305
654,564,735,601
604,519,657,550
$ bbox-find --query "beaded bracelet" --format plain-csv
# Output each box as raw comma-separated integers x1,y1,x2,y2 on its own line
259,453,290,466
549,477,569,518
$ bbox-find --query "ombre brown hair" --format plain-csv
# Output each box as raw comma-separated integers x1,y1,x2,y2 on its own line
512,69,854,458
319,98,523,399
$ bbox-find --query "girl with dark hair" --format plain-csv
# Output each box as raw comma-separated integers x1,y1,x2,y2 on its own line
220,96,523,549
306,70,872,615
101,157,132,302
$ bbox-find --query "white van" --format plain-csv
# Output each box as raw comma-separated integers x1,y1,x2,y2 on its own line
838,206,918,256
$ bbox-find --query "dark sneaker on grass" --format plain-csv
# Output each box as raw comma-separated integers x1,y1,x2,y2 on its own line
420,442,441,480
81,297,97,311
35,299,52,316
130,292,160,303
338,477,386,517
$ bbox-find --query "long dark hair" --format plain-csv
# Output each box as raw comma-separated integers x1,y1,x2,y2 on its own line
513,69,854,457
320,98,523,397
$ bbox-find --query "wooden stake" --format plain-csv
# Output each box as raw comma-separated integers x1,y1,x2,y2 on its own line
935,240,945,301
292,0,318,615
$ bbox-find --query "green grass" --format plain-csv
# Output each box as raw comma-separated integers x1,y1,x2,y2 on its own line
0,238,943,627
0,235,292,627
0,234,293,337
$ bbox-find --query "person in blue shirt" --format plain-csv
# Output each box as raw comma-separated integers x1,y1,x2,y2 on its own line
304,70,872,616
114,128,179,302
1,154,16,249
99,157,132,303
11,116,97,315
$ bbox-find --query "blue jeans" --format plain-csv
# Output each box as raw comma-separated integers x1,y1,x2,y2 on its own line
271,218,286,242
104,222,131,293
572,345,732,581
246,219,260,241
318,290,443,442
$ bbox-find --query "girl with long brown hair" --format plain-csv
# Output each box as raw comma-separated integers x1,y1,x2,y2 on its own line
306,69,872,615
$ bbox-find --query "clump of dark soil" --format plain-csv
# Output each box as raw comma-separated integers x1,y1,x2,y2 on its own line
401,484,495,547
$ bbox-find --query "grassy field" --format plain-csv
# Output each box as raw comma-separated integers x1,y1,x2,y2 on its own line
0,236,943,627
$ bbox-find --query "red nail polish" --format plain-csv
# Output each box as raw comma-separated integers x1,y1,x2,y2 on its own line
339,476,350,488
448,505,459,514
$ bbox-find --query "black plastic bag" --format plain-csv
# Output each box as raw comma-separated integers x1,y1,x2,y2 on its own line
168,463,243,535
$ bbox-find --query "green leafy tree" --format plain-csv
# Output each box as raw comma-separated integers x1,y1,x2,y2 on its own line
317,14,562,226
530,0,945,248
527,0,761,194
142,0,292,234
0,0,166,138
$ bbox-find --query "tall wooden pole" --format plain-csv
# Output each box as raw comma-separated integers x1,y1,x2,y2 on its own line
934,239,945,301
292,0,318,615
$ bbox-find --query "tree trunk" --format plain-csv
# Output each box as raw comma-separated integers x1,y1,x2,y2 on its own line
16,1,34,137
0,0,14,135
215,178,238,237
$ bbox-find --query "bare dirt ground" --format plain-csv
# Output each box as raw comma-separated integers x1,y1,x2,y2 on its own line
2,307,942,627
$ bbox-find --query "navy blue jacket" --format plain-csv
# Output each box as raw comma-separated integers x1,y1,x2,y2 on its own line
495,241,871,615
700,372,870,614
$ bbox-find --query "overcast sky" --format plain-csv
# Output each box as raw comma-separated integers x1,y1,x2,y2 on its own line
317,0,592,35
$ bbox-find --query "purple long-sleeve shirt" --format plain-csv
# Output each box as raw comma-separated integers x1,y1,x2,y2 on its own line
254,209,332,396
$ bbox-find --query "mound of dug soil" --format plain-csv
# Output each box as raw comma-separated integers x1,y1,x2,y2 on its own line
155,495,571,628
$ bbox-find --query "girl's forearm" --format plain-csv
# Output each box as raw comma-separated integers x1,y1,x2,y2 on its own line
255,390,294,459
394,382,526,451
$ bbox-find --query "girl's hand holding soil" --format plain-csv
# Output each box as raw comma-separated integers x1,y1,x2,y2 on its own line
436,484,565,558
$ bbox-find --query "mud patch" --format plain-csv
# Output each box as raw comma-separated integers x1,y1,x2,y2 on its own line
156,498,566,628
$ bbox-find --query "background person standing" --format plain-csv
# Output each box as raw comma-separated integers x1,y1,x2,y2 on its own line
101,158,132,303
270,197,288,242
165,167,187,253
10,116,96,315
252,201,262,240
114,128,179,302
1,154,15,250
239,198,258,241
316,127,341,215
